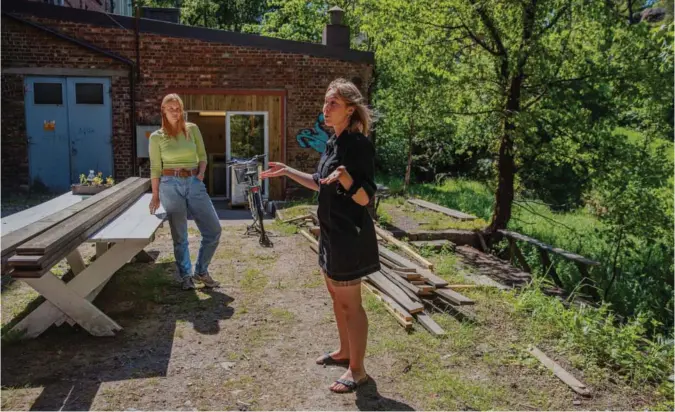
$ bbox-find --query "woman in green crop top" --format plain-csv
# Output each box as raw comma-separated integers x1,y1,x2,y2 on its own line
148,94,222,291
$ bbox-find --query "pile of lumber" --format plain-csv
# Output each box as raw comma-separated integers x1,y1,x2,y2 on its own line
285,211,476,337
2,177,150,278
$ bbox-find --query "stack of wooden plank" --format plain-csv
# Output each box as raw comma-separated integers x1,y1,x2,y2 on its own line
296,221,476,337
3,177,150,277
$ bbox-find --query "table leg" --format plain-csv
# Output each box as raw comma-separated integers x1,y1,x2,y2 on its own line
10,241,147,339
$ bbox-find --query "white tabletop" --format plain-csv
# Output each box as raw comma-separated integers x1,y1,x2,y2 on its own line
1,192,165,243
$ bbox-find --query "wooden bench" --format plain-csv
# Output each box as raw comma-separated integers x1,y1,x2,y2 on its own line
2,193,166,339
498,229,600,297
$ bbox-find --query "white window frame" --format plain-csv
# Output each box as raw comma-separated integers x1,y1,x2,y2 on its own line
225,111,269,199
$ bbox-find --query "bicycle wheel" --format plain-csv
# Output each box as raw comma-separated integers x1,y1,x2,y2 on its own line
252,191,272,247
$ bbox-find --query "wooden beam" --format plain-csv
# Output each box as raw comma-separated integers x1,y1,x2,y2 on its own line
498,230,599,266
16,179,149,256
1,177,139,260
527,346,591,397
9,190,144,275
510,238,532,272
299,229,319,247
375,225,434,270
379,246,447,287
434,288,474,306
363,283,412,330
282,214,312,224
380,268,424,302
407,198,477,221
414,311,446,337
539,249,564,288
365,271,424,314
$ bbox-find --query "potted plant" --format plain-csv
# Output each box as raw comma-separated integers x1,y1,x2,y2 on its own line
71,171,115,195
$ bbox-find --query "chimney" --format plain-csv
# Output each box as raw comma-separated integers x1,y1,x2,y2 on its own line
141,7,181,24
322,6,350,48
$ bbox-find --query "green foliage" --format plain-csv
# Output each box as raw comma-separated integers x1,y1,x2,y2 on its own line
515,281,674,386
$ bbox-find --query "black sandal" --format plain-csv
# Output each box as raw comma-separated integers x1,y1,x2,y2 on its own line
316,352,350,366
330,375,369,393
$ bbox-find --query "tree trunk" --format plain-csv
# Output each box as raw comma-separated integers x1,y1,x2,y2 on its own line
404,116,414,192
488,82,520,232
487,0,536,233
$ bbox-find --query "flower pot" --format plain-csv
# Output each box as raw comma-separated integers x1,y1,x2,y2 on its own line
71,184,111,195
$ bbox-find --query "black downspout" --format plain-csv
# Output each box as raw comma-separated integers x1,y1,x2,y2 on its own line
130,67,138,177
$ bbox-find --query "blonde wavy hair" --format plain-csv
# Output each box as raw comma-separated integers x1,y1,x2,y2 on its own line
326,78,372,136
161,93,189,139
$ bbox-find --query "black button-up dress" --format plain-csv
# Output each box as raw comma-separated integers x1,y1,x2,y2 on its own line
312,130,381,281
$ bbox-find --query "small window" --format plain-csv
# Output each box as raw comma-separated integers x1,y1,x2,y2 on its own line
75,83,104,104
33,83,63,105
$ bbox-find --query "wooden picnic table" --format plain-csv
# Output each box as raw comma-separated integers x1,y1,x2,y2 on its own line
2,192,166,339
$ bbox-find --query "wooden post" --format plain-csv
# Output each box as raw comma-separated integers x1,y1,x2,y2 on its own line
511,241,531,272
575,262,600,300
539,249,563,288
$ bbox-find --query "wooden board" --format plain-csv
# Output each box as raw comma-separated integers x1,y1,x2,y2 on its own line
380,268,423,302
527,346,591,397
17,179,149,256
414,311,446,337
90,194,165,242
375,225,434,270
1,178,139,259
365,271,424,314
1,192,82,236
498,230,599,266
299,229,319,247
407,198,477,221
379,246,448,287
435,288,474,306
363,283,412,330
9,189,145,274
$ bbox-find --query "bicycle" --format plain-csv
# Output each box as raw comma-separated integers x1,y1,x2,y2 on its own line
227,154,273,247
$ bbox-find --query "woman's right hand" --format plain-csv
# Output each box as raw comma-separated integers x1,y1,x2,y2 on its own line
260,162,288,179
149,195,160,215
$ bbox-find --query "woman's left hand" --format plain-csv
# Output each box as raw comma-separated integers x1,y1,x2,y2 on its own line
320,166,350,185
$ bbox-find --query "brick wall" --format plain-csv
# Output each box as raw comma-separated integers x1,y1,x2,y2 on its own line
1,12,373,198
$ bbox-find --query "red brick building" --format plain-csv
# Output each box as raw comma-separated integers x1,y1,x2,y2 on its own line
1,0,373,200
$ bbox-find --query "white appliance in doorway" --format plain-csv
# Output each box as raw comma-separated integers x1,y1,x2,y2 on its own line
225,112,269,204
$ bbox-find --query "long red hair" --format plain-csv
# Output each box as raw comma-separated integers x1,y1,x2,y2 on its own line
160,93,189,139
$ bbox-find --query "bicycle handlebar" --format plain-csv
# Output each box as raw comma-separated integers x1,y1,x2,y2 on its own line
226,154,267,166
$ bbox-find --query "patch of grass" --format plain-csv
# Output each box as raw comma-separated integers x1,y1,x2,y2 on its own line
214,247,237,261
269,308,295,323
301,270,324,288
115,265,175,303
430,251,467,284
278,203,316,220
240,268,268,292
266,221,298,236
381,199,488,231
156,254,176,264
513,280,674,387
188,227,201,237
222,375,254,390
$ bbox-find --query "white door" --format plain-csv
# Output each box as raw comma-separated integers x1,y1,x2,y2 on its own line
225,112,269,198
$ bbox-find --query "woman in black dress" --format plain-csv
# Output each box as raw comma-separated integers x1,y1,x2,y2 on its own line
261,78,379,393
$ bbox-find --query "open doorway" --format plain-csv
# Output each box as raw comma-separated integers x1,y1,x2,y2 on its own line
186,111,227,198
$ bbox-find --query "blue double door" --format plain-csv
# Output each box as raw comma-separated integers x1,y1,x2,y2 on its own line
24,76,113,192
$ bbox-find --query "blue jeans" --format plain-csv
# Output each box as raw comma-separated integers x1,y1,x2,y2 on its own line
160,175,222,279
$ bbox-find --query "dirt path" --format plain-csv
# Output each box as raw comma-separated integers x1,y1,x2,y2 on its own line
1,214,659,411
1,219,414,411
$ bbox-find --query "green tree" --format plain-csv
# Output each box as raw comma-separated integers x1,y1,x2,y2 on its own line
360,0,673,233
